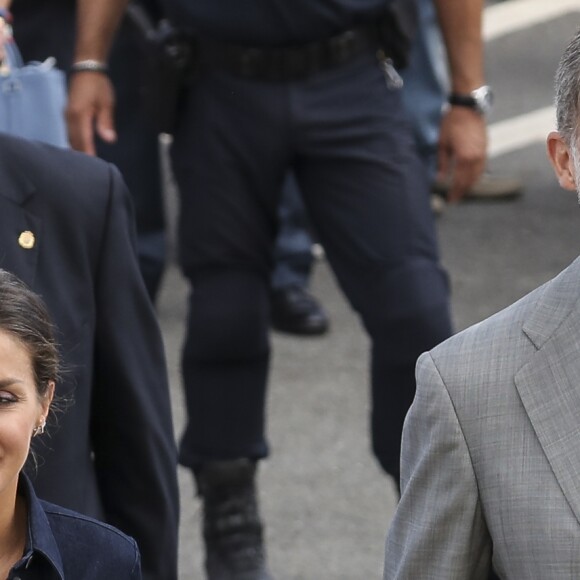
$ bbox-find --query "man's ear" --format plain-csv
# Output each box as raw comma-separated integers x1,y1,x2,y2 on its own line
547,131,578,191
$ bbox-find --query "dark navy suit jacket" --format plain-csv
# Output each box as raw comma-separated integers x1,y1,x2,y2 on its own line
0,133,179,580
11,474,141,579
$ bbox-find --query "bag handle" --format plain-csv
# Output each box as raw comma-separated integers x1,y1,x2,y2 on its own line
1,39,24,74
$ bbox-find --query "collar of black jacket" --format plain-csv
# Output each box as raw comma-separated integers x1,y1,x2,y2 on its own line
11,473,64,580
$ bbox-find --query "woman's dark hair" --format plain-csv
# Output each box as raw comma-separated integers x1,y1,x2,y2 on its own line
0,269,59,397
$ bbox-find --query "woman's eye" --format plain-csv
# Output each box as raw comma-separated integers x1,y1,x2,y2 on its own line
0,392,17,405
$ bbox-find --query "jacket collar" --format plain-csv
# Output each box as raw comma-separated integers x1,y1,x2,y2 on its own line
14,473,64,579
522,256,580,349
515,256,580,526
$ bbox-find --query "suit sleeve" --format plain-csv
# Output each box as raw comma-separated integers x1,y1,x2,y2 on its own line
91,164,179,580
383,352,492,579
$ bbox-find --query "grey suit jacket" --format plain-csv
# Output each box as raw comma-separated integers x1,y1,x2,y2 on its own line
384,256,580,579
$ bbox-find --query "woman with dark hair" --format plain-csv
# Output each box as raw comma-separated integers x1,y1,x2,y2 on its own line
0,268,141,579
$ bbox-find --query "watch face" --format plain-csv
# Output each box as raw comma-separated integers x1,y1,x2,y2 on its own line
472,85,494,115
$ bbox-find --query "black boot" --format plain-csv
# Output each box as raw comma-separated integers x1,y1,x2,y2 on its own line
196,460,273,580
271,286,330,336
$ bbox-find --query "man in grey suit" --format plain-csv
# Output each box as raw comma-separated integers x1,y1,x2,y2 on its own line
384,29,580,579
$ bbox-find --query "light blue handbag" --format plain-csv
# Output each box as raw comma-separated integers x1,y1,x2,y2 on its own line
0,40,69,148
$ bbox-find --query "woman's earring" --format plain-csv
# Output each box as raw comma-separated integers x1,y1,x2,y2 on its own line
33,419,46,437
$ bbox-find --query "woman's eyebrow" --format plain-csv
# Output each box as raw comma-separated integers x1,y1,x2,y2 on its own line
0,378,23,387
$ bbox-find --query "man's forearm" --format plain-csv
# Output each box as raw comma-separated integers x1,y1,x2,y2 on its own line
434,0,485,93
74,0,130,62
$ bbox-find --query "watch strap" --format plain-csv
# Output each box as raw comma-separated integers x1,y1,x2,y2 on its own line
448,93,478,109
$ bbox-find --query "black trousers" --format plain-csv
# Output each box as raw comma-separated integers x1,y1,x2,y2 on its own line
173,50,452,481
96,22,167,300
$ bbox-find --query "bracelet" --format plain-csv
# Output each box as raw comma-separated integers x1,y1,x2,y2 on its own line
70,59,108,74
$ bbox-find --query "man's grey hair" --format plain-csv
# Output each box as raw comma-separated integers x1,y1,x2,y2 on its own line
556,30,580,146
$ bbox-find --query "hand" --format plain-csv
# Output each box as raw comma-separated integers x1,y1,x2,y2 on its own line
66,72,117,156
0,15,12,67
437,106,487,203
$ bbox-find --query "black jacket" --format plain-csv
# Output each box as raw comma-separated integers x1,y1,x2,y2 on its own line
10,474,141,579
0,133,179,580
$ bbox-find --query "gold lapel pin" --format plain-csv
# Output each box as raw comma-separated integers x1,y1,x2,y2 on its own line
18,230,35,250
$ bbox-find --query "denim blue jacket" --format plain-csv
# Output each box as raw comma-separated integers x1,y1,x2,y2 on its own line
8,475,141,579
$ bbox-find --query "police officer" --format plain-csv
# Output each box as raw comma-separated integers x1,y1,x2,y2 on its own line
67,0,488,578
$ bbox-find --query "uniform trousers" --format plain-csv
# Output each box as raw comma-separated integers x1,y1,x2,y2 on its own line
96,21,167,300
401,0,448,177
173,49,452,480
271,173,314,291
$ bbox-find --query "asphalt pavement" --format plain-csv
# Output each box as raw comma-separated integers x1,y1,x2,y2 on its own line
155,3,580,577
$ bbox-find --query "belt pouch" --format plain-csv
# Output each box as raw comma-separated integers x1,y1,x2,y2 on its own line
126,1,196,134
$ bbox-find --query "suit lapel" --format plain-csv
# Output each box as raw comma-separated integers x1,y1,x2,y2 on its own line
515,283,580,525
0,158,40,288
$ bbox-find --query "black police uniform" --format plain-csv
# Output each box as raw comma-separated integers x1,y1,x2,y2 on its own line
165,0,452,482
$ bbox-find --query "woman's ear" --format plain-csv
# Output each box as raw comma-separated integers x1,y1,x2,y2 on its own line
547,131,578,191
40,380,55,421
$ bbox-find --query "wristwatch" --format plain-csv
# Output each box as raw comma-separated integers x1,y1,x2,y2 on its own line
448,85,494,116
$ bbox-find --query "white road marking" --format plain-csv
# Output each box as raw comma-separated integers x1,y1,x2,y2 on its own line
484,1,573,156
484,0,580,41
488,106,555,158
